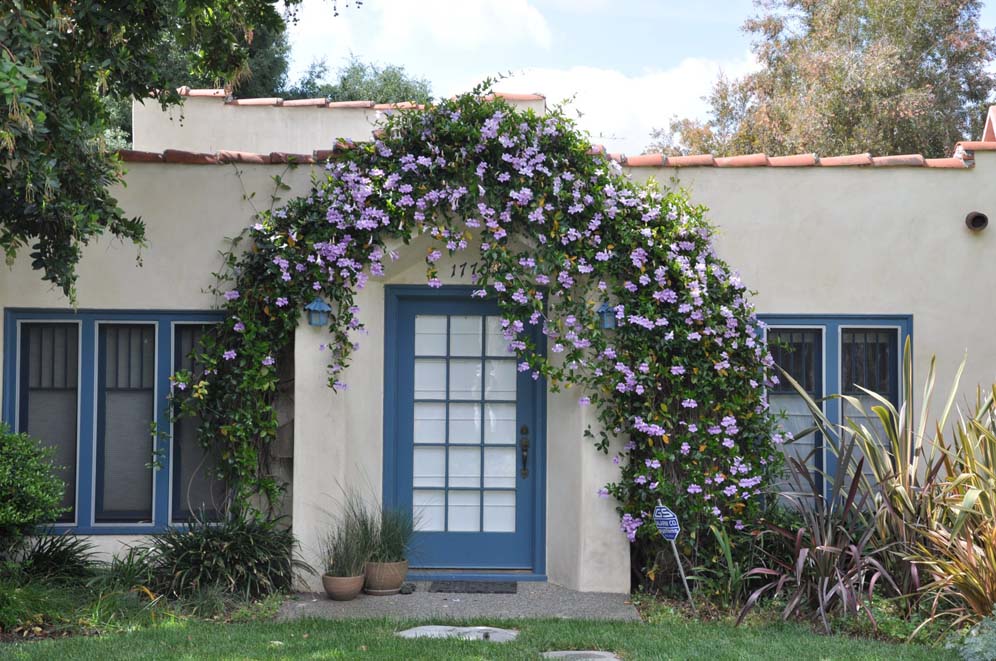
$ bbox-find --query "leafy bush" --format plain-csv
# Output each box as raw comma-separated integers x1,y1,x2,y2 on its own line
149,516,310,600
738,435,895,633
0,425,66,557
19,534,96,582
951,609,996,661
786,345,996,634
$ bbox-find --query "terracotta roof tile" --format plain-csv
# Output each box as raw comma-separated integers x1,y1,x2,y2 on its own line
313,149,336,162
226,97,283,106
769,154,817,167
668,154,716,167
819,153,873,167
957,140,996,151
715,153,769,167
984,106,996,142
486,92,546,102
326,100,376,108
626,154,665,167
269,152,316,164
872,154,925,167
183,88,227,98
116,149,163,163
162,149,219,165
373,102,423,110
280,98,328,107
217,150,271,164
924,157,969,168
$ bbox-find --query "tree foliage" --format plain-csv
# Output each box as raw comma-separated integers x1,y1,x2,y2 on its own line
648,0,996,158
0,1,351,298
283,55,432,104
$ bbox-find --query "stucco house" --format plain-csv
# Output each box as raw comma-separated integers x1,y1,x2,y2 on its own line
2,90,995,594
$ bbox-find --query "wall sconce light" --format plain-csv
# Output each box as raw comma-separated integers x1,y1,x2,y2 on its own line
305,298,332,327
596,301,616,330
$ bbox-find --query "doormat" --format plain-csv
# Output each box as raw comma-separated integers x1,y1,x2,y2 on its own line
428,580,518,594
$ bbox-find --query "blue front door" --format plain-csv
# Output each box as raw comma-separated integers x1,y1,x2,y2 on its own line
384,287,545,570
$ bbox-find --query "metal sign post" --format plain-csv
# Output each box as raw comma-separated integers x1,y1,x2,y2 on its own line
654,501,696,616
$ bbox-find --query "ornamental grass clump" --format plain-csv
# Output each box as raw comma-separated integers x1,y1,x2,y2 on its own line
173,82,783,576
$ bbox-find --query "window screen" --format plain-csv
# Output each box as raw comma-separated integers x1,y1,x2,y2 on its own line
18,323,79,522
95,324,155,523
172,324,226,522
841,328,899,440
768,328,822,475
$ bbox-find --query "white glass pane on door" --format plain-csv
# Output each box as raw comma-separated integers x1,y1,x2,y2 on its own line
414,490,445,531
484,360,516,400
448,447,481,488
484,447,517,488
483,491,515,532
413,447,445,487
449,359,482,399
447,491,480,531
414,403,446,444
415,315,447,355
485,316,514,356
414,359,447,399
484,403,516,444
448,403,481,444
449,316,482,356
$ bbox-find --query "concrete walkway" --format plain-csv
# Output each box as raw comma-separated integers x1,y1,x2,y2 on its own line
278,582,640,621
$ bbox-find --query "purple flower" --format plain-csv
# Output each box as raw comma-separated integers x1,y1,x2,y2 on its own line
223,349,237,361
578,396,591,407
223,290,240,301
680,442,691,455
262,355,275,367
670,366,685,376
275,297,288,307
687,483,702,494
233,321,245,332
681,399,697,409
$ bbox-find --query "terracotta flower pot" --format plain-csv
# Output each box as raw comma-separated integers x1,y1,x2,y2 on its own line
363,560,408,595
322,573,365,601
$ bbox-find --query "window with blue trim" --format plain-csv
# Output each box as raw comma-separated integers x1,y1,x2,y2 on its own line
2,310,225,533
760,315,912,484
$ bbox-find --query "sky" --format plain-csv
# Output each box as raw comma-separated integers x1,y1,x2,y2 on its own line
284,0,996,154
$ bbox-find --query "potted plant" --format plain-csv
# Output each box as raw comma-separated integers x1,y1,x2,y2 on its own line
320,512,370,601
364,507,414,595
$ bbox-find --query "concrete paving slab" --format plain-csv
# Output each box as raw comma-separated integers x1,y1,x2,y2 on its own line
396,625,518,642
278,582,640,621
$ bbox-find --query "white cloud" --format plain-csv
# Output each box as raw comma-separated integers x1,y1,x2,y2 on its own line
285,0,553,78
452,55,759,155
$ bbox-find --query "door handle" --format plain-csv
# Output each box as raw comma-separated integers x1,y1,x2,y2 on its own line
519,425,530,478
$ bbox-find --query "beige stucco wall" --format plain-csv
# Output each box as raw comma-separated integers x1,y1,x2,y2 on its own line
3,149,994,596
131,95,547,155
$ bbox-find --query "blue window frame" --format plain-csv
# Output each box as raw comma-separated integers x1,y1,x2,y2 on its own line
2,309,223,534
759,314,912,483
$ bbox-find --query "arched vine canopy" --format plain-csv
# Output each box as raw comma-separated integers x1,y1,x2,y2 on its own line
173,85,785,547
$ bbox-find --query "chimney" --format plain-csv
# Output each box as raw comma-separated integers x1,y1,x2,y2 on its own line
984,106,996,141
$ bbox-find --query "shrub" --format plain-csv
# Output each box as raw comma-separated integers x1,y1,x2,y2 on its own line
0,425,66,557
0,576,77,632
951,609,996,661
738,434,895,633
19,534,96,583
149,515,310,600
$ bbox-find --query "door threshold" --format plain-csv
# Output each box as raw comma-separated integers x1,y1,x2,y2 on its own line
407,569,547,582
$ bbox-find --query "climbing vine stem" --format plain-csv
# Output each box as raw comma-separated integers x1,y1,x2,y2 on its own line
173,84,784,551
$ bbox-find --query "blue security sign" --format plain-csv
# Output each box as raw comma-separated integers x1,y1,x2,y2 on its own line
654,505,680,541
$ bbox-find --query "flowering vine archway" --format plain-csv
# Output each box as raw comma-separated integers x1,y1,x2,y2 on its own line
173,86,783,551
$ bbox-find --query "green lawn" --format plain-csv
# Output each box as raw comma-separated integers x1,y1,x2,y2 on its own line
4,615,954,661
